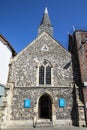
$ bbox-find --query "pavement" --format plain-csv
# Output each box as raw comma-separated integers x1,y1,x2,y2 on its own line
1,126,87,130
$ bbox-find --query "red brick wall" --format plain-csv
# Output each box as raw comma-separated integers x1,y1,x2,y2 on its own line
75,31,87,82
83,88,87,103
75,31,87,122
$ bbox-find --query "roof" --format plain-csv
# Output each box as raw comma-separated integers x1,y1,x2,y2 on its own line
0,34,17,56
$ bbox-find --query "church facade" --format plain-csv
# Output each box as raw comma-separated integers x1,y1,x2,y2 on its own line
0,8,86,128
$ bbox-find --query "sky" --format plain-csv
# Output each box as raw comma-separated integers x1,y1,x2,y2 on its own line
0,0,87,53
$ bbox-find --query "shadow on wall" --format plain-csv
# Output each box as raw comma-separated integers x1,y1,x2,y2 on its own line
71,85,79,126
63,57,79,126
71,55,85,126
63,54,85,126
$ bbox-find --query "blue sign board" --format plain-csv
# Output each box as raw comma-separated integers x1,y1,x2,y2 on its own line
59,98,65,107
24,99,31,108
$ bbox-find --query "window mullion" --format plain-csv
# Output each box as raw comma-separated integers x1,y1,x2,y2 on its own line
44,66,46,85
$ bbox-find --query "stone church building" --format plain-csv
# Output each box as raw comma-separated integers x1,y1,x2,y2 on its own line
0,8,87,128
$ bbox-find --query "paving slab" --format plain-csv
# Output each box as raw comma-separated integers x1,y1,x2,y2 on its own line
1,126,87,130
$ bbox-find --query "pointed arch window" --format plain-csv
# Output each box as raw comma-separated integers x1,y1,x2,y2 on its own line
39,61,51,85
46,66,51,84
39,65,44,84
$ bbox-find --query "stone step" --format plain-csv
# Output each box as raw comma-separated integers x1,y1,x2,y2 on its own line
36,119,52,123
35,120,53,128
35,123,53,128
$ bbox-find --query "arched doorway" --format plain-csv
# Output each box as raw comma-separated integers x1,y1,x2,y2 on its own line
39,93,52,120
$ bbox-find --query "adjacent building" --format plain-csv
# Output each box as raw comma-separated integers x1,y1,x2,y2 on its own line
0,35,16,106
68,31,87,126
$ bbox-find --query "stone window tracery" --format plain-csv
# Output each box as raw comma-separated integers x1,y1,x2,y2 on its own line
39,60,51,85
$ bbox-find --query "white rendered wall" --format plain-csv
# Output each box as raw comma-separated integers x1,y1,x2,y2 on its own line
0,41,12,85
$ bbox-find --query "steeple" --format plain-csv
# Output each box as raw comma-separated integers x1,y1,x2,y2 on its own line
38,7,53,36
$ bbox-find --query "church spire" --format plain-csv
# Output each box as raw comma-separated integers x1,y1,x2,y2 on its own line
45,7,48,13
38,7,53,36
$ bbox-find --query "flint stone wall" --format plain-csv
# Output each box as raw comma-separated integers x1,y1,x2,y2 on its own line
11,87,73,120
7,32,74,122
8,33,73,87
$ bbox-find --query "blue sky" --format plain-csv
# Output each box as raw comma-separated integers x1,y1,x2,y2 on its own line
0,0,87,52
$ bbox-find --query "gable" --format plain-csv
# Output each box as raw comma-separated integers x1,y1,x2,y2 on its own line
9,32,73,87
14,32,70,60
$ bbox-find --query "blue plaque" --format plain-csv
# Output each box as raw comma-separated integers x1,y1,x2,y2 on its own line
24,99,31,108
59,98,65,107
